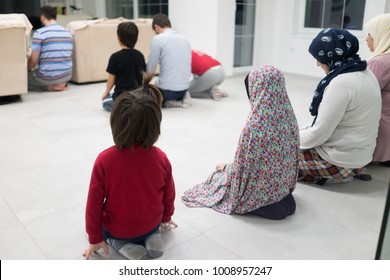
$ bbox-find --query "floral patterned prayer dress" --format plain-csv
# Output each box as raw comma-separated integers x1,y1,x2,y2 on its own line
181,65,300,214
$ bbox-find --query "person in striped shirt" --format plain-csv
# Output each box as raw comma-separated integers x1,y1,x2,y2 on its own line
28,6,73,91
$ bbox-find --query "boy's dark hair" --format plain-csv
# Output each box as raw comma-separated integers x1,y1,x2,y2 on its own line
40,6,57,20
110,72,163,150
117,22,139,49
152,14,171,31
139,72,163,107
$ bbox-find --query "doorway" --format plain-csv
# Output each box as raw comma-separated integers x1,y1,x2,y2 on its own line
234,0,256,67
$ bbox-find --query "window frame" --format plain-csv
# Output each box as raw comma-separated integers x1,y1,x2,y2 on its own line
294,0,370,39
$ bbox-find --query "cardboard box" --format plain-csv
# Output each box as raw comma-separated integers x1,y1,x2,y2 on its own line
68,18,155,83
0,14,31,96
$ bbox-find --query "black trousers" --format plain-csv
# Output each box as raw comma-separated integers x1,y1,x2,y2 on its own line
251,193,296,220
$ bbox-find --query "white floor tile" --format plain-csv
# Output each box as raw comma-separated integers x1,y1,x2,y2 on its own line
160,235,241,260
0,224,46,259
23,204,87,260
204,202,377,259
0,73,388,260
0,167,89,222
0,196,19,230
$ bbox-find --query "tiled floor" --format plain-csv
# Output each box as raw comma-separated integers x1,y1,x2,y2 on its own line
0,73,389,260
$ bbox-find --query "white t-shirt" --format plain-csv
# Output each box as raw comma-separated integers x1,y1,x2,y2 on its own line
300,69,381,168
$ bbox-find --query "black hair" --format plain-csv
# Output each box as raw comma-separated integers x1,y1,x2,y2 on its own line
117,21,139,49
110,72,163,150
40,6,57,20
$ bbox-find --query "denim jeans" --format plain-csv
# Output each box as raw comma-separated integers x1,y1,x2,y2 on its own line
162,89,187,101
102,95,113,112
103,224,160,244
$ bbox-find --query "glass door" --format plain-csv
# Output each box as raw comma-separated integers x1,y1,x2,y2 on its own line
106,0,167,19
106,0,134,19
234,0,256,67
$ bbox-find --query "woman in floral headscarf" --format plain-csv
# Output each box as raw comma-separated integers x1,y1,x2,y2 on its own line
182,65,299,220
364,14,390,167
298,28,381,185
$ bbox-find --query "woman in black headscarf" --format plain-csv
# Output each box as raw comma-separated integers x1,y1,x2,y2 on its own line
298,28,381,185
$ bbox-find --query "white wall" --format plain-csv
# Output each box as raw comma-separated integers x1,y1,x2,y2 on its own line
215,0,236,76
90,0,106,18
254,0,390,78
169,0,236,76
76,0,236,74
77,0,106,18
76,0,390,78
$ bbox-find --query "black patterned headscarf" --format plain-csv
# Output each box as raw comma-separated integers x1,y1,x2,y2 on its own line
308,28,367,125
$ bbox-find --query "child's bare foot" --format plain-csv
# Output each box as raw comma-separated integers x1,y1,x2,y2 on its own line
47,83,68,91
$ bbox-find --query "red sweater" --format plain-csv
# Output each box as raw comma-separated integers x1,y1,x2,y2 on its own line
191,50,221,76
85,145,175,244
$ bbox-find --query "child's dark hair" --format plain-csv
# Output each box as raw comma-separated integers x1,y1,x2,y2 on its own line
139,72,163,107
117,21,139,49
152,14,171,31
110,72,163,150
40,5,57,20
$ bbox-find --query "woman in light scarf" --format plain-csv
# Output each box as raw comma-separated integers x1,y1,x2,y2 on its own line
182,65,299,220
364,14,390,167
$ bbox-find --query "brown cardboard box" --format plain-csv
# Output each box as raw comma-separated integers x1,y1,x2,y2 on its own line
0,14,32,96
68,18,155,84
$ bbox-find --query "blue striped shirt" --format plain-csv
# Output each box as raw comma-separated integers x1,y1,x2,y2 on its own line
32,23,73,80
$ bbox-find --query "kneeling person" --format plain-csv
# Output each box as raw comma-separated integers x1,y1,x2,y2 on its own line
28,5,73,91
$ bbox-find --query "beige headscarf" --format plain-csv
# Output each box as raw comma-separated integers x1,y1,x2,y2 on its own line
364,13,390,57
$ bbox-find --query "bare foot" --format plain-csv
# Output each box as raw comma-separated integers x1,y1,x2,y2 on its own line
47,83,68,91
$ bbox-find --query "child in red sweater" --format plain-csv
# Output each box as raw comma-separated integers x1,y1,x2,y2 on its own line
83,73,177,260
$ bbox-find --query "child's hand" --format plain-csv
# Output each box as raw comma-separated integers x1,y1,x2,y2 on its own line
82,241,109,260
161,220,178,230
